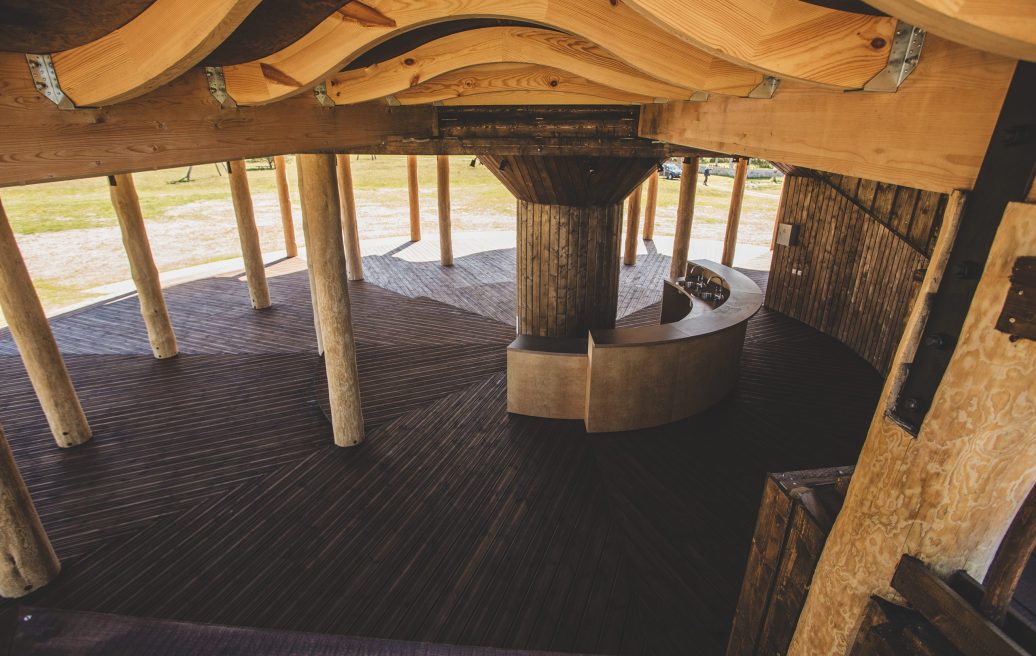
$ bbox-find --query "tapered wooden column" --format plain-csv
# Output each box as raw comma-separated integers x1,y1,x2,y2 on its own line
623,183,643,265
335,154,363,281
407,155,421,241
0,199,91,447
436,155,453,266
721,157,750,267
670,156,700,279
273,155,298,257
296,154,364,447
642,171,659,240
295,166,324,355
227,160,271,310
109,174,177,359
0,422,60,597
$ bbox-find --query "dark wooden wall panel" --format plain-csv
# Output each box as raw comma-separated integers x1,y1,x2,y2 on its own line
766,175,944,374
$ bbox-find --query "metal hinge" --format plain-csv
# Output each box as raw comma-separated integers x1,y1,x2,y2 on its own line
26,54,75,110
204,66,237,108
748,76,780,99
314,82,335,108
864,22,925,92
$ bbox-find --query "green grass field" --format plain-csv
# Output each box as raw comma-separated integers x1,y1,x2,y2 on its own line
0,156,782,320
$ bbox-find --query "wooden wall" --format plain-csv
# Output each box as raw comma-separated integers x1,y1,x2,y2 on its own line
766,174,946,374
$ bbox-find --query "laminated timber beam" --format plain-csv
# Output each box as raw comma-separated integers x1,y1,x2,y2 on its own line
639,35,1018,192
622,0,897,88
47,0,261,107
866,0,1036,63
219,0,764,106
391,64,656,106
327,27,696,105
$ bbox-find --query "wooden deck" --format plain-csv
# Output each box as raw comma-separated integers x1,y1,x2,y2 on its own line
0,244,882,655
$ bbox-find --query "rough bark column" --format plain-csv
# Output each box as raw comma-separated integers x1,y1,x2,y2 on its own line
227,160,271,309
623,183,644,265
273,155,298,257
0,422,60,597
436,155,454,266
296,154,364,447
721,156,750,267
109,174,178,359
335,154,364,281
642,170,659,240
670,156,700,279
407,155,421,241
0,198,91,448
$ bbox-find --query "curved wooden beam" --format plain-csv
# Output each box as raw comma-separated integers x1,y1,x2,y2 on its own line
866,0,1036,62
50,0,261,107
221,0,763,106
329,27,696,105
391,63,655,105
622,0,898,88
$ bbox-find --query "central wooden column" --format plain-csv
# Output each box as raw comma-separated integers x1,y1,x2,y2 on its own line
481,155,660,337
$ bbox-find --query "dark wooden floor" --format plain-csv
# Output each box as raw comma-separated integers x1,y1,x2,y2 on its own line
0,246,882,655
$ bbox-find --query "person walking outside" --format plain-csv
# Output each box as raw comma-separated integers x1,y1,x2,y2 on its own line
702,165,711,186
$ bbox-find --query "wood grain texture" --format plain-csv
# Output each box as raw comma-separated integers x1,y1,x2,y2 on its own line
227,160,271,310
272,156,298,258
436,155,453,267
480,155,661,206
221,0,763,105
0,198,90,447
981,484,1036,625
721,157,749,267
867,0,1036,62
790,201,1036,654
335,155,364,281
109,174,178,359
639,36,1017,192
406,155,421,241
642,171,659,241
329,27,695,105
670,157,700,279
297,154,364,447
623,183,644,266
50,0,261,106
622,0,897,87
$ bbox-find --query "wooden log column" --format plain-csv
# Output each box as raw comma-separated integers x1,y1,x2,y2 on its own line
0,198,91,448
108,174,178,359
273,155,298,258
0,422,60,597
481,155,661,337
670,156,701,279
721,156,750,267
227,160,271,310
436,155,454,266
407,155,421,242
643,170,659,241
623,183,644,265
296,154,364,447
335,154,364,281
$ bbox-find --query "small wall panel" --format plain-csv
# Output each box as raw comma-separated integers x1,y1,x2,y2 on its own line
766,175,942,375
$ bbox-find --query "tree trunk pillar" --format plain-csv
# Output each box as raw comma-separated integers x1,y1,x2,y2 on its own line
0,422,60,597
623,183,644,265
643,170,659,240
407,155,421,242
273,155,298,258
296,154,364,447
436,155,453,266
335,155,364,281
109,174,178,359
227,160,271,309
721,156,750,267
0,198,91,448
670,156,700,279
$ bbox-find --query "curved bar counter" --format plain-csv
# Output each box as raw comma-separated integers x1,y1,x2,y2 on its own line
507,260,763,432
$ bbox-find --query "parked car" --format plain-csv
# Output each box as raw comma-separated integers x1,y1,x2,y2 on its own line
661,161,681,179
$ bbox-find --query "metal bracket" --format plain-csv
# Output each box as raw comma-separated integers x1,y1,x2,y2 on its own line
864,21,925,92
26,54,75,110
314,82,335,108
748,76,780,99
689,91,710,102
204,67,237,108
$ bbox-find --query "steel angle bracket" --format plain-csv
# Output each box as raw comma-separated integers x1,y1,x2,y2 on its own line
864,21,926,92
26,54,75,110
689,91,710,102
314,82,335,108
748,77,780,99
205,67,237,108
